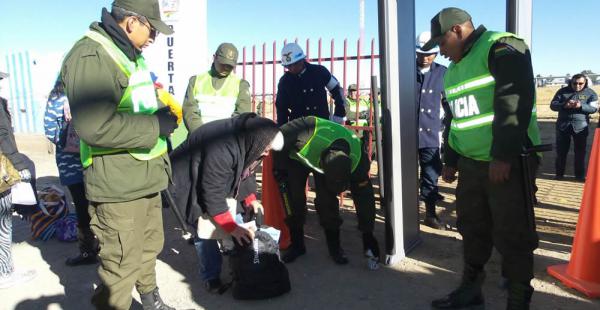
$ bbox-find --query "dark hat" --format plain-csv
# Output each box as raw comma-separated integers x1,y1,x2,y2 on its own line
113,0,174,35
422,7,471,51
348,84,357,92
0,72,8,79
322,149,351,193
215,43,238,67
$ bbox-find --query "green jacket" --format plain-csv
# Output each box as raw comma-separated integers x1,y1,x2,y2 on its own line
182,65,251,132
61,23,170,203
443,25,537,166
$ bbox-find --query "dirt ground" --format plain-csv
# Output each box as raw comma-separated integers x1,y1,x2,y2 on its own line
3,88,600,309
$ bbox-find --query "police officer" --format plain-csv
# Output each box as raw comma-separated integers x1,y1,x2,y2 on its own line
346,84,370,127
421,7,541,309
61,1,177,309
550,73,598,181
273,116,380,269
182,42,252,132
276,43,347,126
415,31,449,230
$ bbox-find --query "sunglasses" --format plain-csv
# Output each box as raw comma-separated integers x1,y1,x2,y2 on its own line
134,17,157,39
572,82,585,86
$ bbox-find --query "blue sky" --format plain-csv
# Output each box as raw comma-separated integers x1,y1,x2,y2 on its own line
0,0,598,76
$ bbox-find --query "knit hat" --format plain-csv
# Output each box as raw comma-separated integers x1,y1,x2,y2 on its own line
322,149,351,193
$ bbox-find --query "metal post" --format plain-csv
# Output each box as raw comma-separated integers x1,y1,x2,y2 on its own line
506,0,533,48
377,0,420,265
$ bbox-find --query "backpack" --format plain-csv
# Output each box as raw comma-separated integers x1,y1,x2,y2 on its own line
229,227,291,300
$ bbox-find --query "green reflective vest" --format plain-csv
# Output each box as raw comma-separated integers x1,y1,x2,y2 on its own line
444,31,541,161
80,31,167,168
291,118,362,173
347,96,371,126
192,71,241,124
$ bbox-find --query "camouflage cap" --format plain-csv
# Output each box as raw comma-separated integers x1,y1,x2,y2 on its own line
215,43,239,67
348,84,358,92
422,7,471,51
112,0,174,35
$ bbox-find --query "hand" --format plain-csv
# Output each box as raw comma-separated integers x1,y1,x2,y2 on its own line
330,115,346,125
489,160,511,183
155,107,178,137
572,100,582,109
441,165,457,183
230,225,254,245
250,200,264,215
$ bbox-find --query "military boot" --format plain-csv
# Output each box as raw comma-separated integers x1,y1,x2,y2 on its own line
282,228,306,263
140,287,175,310
324,229,349,265
431,264,485,309
506,281,533,310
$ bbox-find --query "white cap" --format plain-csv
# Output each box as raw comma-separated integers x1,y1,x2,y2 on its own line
416,31,439,54
281,43,306,66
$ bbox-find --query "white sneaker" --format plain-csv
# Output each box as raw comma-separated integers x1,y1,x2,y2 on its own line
0,269,37,289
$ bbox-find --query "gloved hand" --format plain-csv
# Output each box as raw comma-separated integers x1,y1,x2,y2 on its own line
330,115,346,125
18,169,31,182
155,107,178,137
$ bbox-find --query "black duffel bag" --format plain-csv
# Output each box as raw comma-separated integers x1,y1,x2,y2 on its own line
229,219,291,300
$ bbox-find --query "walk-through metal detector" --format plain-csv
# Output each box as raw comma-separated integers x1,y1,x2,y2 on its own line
377,0,532,264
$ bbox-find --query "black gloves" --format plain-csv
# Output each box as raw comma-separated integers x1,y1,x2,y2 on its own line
155,107,178,137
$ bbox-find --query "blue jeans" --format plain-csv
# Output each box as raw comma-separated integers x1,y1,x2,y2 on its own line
193,237,222,282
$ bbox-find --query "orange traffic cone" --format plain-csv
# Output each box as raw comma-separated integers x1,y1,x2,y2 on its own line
261,153,291,249
547,128,600,298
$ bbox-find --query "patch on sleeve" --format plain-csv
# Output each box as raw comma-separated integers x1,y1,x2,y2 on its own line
493,43,517,58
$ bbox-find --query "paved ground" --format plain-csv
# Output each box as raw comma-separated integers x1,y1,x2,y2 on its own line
3,116,600,309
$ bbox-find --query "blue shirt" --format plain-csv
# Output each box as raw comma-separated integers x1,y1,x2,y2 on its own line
44,95,84,186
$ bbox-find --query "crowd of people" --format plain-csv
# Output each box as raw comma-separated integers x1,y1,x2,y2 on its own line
0,1,598,309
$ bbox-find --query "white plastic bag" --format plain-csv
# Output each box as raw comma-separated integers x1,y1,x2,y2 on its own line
11,182,37,205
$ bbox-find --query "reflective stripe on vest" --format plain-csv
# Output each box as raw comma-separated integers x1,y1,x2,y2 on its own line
291,117,362,173
444,31,541,161
80,31,167,168
193,72,241,124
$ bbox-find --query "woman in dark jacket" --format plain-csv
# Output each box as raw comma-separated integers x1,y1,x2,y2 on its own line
170,113,283,293
550,73,598,180
0,72,37,288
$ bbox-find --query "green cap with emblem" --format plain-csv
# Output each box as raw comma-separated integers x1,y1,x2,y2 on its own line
112,0,174,35
215,43,239,67
422,7,471,51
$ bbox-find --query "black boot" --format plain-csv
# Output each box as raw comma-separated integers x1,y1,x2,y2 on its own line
362,233,380,270
431,264,485,309
325,229,348,265
140,287,175,310
506,281,533,310
65,251,98,266
282,228,306,263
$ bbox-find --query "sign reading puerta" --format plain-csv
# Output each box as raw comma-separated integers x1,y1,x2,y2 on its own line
143,0,208,102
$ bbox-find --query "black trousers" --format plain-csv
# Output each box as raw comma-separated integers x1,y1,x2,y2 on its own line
418,147,442,215
67,182,97,254
555,126,588,178
281,151,376,234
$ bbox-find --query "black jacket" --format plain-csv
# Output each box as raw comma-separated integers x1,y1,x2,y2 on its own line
550,86,598,133
170,117,250,224
0,97,28,170
275,62,346,126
